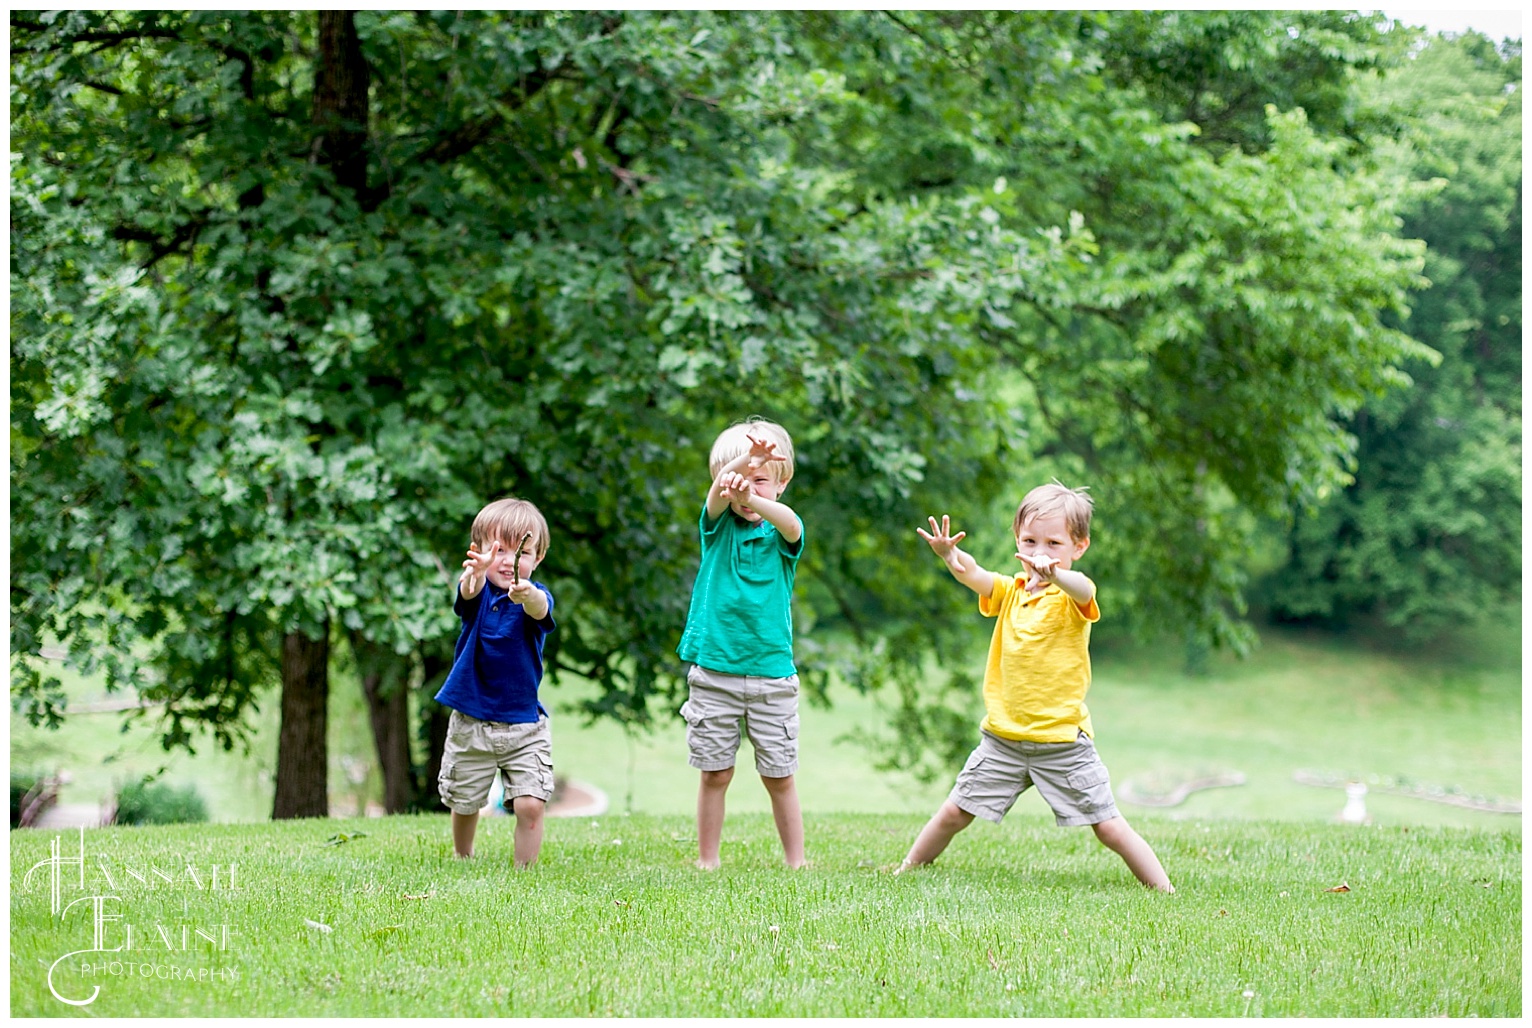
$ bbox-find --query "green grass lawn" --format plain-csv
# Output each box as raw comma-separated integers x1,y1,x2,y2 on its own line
10,622,1521,1016
8,814,1519,1017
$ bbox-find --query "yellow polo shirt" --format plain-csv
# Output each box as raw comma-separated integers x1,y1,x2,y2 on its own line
977,572,1100,743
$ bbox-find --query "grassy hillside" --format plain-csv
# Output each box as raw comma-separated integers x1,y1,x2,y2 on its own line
9,814,1519,1017
13,622,1519,829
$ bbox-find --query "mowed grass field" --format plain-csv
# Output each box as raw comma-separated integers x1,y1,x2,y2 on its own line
10,619,1521,1016
8,813,1520,1017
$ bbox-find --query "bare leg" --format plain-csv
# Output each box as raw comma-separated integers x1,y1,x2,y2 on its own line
897,800,976,872
511,795,546,868
696,767,735,869
451,811,479,858
760,773,806,868
1092,816,1173,892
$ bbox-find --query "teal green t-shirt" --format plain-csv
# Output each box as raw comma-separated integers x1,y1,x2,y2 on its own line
677,504,804,678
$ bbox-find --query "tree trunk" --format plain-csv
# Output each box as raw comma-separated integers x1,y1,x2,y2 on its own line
272,625,330,819
352,633,413,814
312,11,370,197
418,649,453,813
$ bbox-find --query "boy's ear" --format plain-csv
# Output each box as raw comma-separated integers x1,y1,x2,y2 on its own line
1073,536,1090,559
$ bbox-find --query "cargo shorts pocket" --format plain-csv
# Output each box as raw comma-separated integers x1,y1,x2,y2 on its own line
1066,766,1108,790
783,714,799,740
537,752,555,795
954,755,986,796
1066,765,1110,811
680,698,735,767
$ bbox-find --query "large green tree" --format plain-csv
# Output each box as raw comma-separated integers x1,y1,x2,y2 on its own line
765,10,1435,770
1265,30,1522,640
12,11,1433,799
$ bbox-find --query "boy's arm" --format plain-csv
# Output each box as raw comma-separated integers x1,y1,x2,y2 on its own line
1050,567,1095,607
704,452,754,521
704,432,789,520
735,490,802,545
1018,554,1096,608
917,515,995,597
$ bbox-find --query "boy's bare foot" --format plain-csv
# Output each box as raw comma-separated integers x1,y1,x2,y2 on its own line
695,858,720,871
891,860,920,876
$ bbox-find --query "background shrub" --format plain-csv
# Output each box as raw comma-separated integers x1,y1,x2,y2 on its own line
112,778,208,826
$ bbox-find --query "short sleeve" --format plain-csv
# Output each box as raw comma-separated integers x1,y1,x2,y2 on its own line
453,584,481,625
530,583,556,632
1074,579,1100,623
978,573,1016,618
699,504,726,542
776,515,804,561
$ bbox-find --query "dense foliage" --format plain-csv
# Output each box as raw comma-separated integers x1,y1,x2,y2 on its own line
1265,31,1522,639
11,11,1458,798
112,776,210,825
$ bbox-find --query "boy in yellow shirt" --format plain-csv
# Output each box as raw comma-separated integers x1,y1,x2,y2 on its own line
896,482,1173,891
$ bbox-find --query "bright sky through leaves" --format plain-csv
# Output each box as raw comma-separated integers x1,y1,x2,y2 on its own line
1380,8,1522,40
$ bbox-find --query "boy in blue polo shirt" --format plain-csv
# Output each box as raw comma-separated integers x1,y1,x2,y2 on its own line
677,420,806,869
435,497,556,866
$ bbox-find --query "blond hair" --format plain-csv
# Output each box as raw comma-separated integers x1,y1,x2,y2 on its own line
707,418,795,484
470,497,550,561
1013,480,1093,542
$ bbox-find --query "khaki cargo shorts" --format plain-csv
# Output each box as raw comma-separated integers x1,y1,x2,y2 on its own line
950,729,1120,827
437,710,554,815
680,665,800,777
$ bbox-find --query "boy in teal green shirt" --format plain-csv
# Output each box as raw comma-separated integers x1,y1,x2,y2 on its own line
677,419,806,869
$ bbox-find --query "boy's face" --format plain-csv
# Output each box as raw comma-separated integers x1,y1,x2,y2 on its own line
1015,512,1089,573
732,468,786,523
483,535,543,590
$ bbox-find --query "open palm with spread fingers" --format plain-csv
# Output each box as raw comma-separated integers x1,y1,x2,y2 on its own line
744,432,787,470
461,538,501,593
917,515,968,575
464,538,500,572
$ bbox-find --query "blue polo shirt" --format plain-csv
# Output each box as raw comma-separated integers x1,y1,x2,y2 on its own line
434,581,556,723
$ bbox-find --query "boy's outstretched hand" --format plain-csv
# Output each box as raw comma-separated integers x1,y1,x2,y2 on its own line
718,470,753,502
917,515,968,576
506,578,541,608
1016,551,1059,594
460,539,501,597
744,432,787,470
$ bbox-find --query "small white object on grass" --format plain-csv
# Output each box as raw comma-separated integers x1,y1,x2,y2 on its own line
304,919,332,934
1341,781,1368,824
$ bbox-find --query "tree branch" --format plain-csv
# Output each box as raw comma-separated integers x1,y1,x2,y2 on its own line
11,23,182,54
417,67,556,167
881,11,952,58
112,216,208,270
